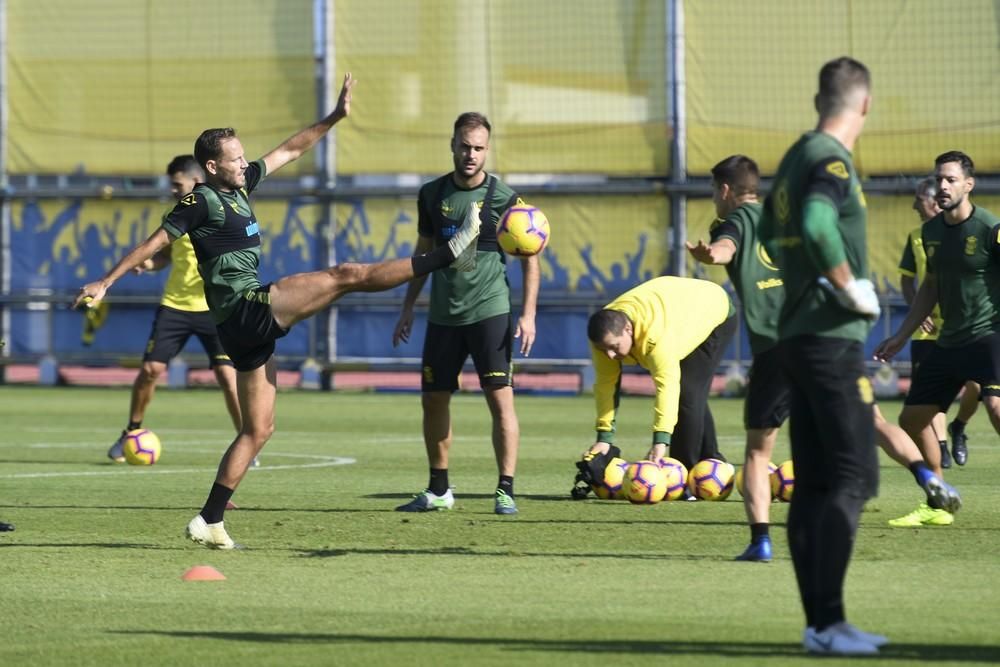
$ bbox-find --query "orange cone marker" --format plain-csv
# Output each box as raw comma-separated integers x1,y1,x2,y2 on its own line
182,565,226,581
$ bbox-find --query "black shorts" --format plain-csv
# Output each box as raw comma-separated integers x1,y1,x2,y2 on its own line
215,285,289,372
143,305,232,367
778,335,878,500
905,331,1000,410
909,339,936,374
421,312,512,392
744,346,790,430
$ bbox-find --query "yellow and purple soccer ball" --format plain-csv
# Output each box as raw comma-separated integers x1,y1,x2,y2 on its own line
624,460,668,504
123,429,161,465
735,461,778,498
592,456,628,499
656,456,689,501
687,458,735,501
770,459,795,502
496,205,550,257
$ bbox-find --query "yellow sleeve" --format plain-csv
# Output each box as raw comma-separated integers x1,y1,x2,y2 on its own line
591,344,621,442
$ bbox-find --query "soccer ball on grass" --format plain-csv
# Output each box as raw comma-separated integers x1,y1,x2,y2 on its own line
123,429,161,465
623,460,668,504
592,457,628,499
655,457,689,501
687,458,735,501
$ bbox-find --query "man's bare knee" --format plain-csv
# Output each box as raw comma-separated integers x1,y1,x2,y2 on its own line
140,362,166,382
328,263,367,291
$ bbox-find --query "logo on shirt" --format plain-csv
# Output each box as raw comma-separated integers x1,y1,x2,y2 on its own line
826,161,849,179
245,221,259,237
180,194,197,206
775,183,789,224
229,201,241,213
965,236,978,255
857,376,874,404
755,242,779,271
440,202,454,214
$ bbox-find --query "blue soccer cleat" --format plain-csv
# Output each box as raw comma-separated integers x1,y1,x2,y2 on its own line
735,536,772,562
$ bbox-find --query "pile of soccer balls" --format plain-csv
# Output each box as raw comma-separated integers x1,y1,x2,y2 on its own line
588,455,795,504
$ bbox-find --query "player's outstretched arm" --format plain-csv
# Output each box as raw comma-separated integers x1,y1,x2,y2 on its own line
686,238,736,265
262,72,355,176
74,228,172,308
873,280,938,362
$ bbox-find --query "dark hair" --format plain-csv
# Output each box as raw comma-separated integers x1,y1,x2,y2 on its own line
166,154,204,178
587,309,630,343
935,150,975,178
711,155,759,197
453,112,491,137
816,57,870,116
194,128,238,169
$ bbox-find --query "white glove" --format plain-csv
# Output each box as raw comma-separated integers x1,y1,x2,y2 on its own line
817,277,881,319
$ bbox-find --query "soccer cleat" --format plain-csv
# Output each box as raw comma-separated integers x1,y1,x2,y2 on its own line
888,503,954,527
0,521,14,532
107,431,127,463
838,622,889,648
922,475,962,514
448,202,482,272
939,442,953,469
395,489,455,512
494,490,518,515
185,515,239,550
734,537,772,562
803,623,879,655
949,422,969,466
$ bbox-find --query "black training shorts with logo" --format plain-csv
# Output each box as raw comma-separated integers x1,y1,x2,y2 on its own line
421,312,513,392
215,285,289,372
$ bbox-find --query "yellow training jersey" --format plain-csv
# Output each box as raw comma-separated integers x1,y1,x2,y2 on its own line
591,276,732,442
897,227,943,341
160,233,209,312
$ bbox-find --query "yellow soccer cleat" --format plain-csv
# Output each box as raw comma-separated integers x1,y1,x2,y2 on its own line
887,503,954,527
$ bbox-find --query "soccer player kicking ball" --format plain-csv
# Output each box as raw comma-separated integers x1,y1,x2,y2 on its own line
75,74,483,550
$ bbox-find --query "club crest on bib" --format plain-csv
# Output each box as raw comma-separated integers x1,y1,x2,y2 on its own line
965,236,977,256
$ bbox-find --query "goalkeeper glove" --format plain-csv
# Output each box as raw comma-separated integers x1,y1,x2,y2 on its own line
817,277,881,320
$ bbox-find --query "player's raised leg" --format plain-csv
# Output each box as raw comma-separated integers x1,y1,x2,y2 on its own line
269,204,481,330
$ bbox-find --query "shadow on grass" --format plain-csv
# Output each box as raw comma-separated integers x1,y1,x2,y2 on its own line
365,493,577,502
297,545,740,561
111,630,1000,662
0,542,186,550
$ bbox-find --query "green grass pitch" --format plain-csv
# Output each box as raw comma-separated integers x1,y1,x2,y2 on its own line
1,386,998,666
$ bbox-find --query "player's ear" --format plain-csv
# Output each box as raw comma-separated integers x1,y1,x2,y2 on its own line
205,159,218,176
860,93,871,117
